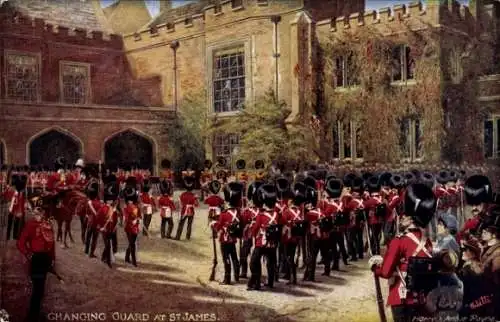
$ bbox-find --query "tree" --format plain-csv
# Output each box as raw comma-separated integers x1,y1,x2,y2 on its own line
211,88,317,168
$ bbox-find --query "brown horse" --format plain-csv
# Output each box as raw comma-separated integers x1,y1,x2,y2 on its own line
52,190,88,248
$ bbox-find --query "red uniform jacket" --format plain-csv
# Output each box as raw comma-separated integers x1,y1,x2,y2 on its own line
306,207,330,240
97,204,119,234
251,209,278,248
280,205,304,243
364,193,383,225
179,191,198,216
200,172,212,184
242,207,260,240
374,229,433,306
345,196,365,228
386,192,401,223
434,185,449,210
86,199,102,228
17,218,55,261
140,192,154,215
204,194,225,218
457,216,481,242
158,196,176,218
446,186,459,209
124,204,142,235
46,173,60,192
211,208,240,244
315,180,324,193
320,198,345,230
274,199,288,221
4,190,26,218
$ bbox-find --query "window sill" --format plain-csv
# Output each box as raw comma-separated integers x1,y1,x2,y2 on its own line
390,79,416,86
211,110,242,118
334,85,360,92
333,158,364,163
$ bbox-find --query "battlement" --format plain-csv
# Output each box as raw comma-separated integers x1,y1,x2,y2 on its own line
316,1,474,34
0,9,122,49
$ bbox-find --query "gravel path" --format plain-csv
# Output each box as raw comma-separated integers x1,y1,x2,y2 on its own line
0,194,393,322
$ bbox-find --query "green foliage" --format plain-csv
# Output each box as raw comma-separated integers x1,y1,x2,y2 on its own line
211,89,317,167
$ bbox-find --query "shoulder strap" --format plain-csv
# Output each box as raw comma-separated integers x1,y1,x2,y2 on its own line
262,211,276,224
228,209,239,223
406,232,432,258
289,207,301,221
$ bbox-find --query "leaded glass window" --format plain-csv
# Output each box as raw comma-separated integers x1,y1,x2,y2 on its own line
5,52,39,101
213,47,245,113
213,133,240,170
61,62,90,104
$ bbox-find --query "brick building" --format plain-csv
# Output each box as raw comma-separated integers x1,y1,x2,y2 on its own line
0,0,173,173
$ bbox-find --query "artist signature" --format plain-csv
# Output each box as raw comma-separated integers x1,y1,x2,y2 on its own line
412,316,497,322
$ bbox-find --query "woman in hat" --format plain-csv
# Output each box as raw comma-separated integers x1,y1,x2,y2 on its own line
434,213,460,255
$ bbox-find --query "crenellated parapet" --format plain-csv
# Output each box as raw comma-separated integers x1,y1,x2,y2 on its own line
1,9,123,49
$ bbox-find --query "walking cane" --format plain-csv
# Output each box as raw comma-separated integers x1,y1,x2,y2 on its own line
373,271,387,322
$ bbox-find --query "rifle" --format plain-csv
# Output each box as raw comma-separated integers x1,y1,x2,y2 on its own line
373,272,387,322
209,229,218,282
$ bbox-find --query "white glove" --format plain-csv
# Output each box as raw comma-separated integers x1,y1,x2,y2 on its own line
368,255,383,270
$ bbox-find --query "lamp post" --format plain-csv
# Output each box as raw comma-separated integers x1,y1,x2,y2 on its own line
170,40,180,113
271,15,281,103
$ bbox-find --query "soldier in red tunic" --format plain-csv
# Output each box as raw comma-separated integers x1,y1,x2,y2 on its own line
280,181,307,284
369,183,436,322
204,180,224,223
200,159,213,201
345,176,366,261
17,194,56,322
140,179,155,237
84,179,102,258
274,176,290,281
124,186,141,266
383,174,404,244
240,180,264,279
96,182,119,268
175,171,199,240
80,178,98,243
158,180,176,239
247,184,280,290
210,182,244,285
6,173,28,240
364,176,385,256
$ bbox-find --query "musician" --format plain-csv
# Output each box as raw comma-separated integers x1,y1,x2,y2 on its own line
122,186,141,267
140,179,155,237
457,174,493,243
240,181,264,279
200,160,213,201
248,184,279,290
84,181,102,258
275,176,290,282
97,182,119,268
158,180,176,239
280,182,307,284
175,171,199,240
80,180,97,244
345,176,365,261
364,176,385,256
17,195,56,322
210,182,244,285
384,174,404,244
204,180,224,223
321,178,349,271
369,183,436,322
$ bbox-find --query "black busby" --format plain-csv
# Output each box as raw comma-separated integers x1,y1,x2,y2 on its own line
351,176,364,194
292,182,307,205
55,156,66,171
361,172,373,182
104,182,119,202
160,180,173,196
343,173,356,188
326,178,343,199
208,180,221,194
303,175,316,189
410,169,421,181
14,174,27,191
224,181,243,207
85,181,99,200
161,159,171,169
305,186,318,208
379,172,392,187
420,172,435,189
315,169,327,181
255,160,265,170
404,183,437,228
436,170,449,185
123,185,137,203
448,170,458,183
183,174,195,191
275,176,290,198
464,175,492,206
257,184,277,209
367,176,380,194
404,172,417,185
248,181,264,206
390,174,405,189
142,179,151,193
236,159,246,170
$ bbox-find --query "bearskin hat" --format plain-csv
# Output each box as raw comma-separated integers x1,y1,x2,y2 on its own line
142,179,151,193
14,174,27,191
361,172,373,182
257,184,277,209
343,173,356,188
104,182,119,202
275,176,290,198
85,181,99,200
404,172,417,185
390,174,405,189
123,186,137,203
55,156,66,171
305,186,318,208
351,176,364,194
292,182,307,205
464,175,492,206
448,170,458,183
183,175,195,191
160,180,173,196
436,170,450,185
367,176,380,194
326,178,343,199
410,169,421,181
248,181,264,206
404,183,437,228
208,180,221,194
315,169,327,181
420,172,435,189
303,175,316,189
224,182,243,207
125,176,137,187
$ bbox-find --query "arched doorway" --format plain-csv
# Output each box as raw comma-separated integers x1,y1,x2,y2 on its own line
104,130,153,170
29,129,82,168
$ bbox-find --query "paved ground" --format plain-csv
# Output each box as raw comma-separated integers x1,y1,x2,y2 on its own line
0,192,392,322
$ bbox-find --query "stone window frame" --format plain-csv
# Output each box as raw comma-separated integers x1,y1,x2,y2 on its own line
332,120,363,161
59,60,91,105
206,39,253,117
3,50,42,102
399,117,424,162
484,116,500,159
334,52,360,89
391,44,416,84
212,132,241,172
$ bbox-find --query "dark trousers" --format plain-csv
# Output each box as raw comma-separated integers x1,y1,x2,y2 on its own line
84,227,98,256
277,241,286,278
304,238,331,281
248,246,277,289
101,232,113,267
369,223,382,255
110,231,117,254
284,242,298,284
330,231,348,269
175,215,194,240
383,220,396,245
143,214,152,236
125,232,138,266
391,305,427,322
79,216,87,243
347,227,364,260
221,242,240,283
6,213,23,240
28,252,52,321
160,217,174,238
298,235,307,267
239,238,253,277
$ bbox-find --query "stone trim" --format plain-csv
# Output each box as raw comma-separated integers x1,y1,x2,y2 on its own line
0,99,172,112
2,116,166,125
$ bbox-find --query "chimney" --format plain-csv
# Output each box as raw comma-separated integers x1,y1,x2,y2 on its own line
159,0,172,12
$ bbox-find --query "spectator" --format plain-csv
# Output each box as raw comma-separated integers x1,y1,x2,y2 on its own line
434,213,460,255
